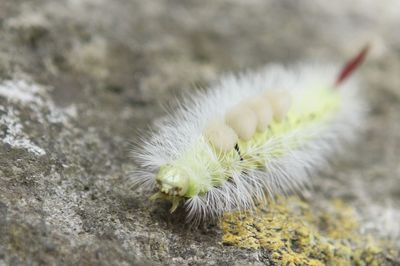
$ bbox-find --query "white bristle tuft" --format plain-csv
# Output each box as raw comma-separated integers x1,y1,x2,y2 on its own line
225,103,258,141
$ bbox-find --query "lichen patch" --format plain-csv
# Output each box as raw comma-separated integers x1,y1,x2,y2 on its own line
221,197,398,266
0,80,76,156
0,106,46,156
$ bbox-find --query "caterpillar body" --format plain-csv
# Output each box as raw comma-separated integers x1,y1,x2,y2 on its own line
132,47,368,223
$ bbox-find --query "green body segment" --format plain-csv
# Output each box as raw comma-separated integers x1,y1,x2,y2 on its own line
155,87,341,199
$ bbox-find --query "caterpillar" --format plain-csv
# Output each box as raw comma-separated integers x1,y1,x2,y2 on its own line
132,46,369,224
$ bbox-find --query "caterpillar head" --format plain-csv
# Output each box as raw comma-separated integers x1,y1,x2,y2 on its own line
150,165,189,212
155,164,189,197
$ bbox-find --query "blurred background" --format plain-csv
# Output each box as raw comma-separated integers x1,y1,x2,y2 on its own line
0,0,399,265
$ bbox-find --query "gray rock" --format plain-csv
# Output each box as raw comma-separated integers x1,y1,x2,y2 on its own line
0,0,399,265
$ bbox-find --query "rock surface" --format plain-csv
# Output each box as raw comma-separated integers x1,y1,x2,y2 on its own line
0,0,400,265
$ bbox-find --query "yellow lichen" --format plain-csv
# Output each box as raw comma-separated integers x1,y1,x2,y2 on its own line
221,197,397,266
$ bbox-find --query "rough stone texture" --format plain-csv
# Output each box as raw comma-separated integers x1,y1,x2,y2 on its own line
0,0,399,265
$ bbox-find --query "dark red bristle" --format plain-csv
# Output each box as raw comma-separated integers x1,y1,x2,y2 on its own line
334,44,370,87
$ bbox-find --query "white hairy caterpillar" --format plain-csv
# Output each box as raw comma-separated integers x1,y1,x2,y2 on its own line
132,46,369,223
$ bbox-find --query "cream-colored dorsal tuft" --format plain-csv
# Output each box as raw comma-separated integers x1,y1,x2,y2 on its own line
225,103,257,141
204,120,238,152
245,97,273,132
264,89,292,121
